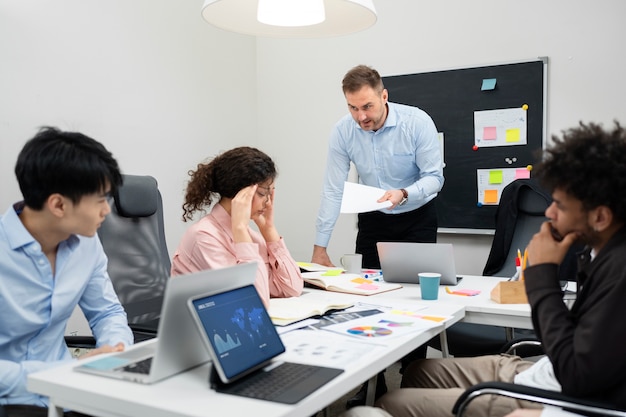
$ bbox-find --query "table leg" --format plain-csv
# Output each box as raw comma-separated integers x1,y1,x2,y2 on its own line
48,401,64,417
365,374,377,406
439,329,450,358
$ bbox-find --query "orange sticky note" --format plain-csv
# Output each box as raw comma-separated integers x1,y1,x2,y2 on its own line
484,189,498,204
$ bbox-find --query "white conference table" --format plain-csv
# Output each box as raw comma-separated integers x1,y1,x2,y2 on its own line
28,299,466,417
28,275,532,417
303,274,532,360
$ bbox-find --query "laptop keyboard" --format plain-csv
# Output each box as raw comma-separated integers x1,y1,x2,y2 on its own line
220,362,320,400
121,357,153,374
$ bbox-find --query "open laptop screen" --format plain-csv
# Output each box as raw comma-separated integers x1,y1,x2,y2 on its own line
190,285,285,382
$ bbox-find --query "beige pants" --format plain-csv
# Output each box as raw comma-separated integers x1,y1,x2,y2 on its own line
373,355,542,417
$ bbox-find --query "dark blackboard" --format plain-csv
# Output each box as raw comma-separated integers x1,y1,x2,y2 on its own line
383,58,547,233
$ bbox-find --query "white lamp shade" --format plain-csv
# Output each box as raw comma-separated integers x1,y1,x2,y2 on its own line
257,0,325,27
201,0,377,38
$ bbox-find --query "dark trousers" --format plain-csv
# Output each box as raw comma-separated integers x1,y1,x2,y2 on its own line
356,199,438,370
356,199,438,269
3,405,91,417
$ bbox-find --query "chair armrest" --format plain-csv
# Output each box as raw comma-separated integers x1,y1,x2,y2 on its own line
452,382,626,417
500,337,544,356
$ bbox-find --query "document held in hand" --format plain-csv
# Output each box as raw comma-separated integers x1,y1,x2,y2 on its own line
340,182,393,213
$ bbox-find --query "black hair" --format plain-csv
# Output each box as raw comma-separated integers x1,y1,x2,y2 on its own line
15,126,122,210
535,121,626,223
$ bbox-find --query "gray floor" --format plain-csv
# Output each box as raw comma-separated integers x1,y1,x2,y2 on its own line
317,347,443,417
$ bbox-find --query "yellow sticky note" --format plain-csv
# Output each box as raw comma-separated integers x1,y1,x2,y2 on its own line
321,269,343,276
505,128,521,143
420,315,447,322
351,277,372,284
484,189,498,204
489,170,503,184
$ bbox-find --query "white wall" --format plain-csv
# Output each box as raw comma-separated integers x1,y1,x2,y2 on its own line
2,0,626,277
0,0,257,254
257,0,626,275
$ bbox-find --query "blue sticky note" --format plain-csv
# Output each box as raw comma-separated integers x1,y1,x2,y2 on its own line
481,78,497,91
81,356,130,370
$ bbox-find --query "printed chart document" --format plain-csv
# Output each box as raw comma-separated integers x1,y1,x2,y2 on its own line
340,182,393,213
302,271,402,296
322,309,449,341
280,329,387,368
268,292,354,326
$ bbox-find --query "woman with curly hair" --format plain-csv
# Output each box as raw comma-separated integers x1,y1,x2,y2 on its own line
170,146,303,306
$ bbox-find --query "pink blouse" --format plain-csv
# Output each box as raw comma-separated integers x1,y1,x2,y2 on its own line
171,203,303,306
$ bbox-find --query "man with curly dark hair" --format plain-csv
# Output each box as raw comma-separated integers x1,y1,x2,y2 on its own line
170,146,303,308
345,121,626,417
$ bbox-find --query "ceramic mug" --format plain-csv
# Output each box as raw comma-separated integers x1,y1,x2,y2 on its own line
340,253,363,274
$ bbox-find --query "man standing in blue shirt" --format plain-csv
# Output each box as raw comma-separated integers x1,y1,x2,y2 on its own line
312,65,444,407
312,65,444,269
0,127,133,416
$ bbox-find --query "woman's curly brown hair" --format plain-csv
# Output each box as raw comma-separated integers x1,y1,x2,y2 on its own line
181,146,277,221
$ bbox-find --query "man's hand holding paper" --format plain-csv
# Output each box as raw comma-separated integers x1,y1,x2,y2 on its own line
340,181,393,213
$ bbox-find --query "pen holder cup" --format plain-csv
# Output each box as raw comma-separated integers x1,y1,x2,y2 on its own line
490,281,528,304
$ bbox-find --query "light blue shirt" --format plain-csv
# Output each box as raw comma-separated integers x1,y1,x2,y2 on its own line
315,102,445,247
0,203,133,407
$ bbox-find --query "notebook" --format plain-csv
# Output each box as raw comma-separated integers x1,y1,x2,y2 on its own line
187,284,344,404
74,262,257,384
376,242,462,285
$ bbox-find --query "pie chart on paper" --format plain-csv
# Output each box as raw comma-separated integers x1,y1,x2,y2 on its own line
346,326,392,337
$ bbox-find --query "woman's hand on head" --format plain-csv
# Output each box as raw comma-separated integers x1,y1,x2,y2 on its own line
254,187,280,242
231,185,255,243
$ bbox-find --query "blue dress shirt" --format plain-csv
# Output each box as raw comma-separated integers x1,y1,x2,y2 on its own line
315,102,445,247
0,203,133,406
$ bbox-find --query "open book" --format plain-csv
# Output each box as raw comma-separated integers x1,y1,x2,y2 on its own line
268,293,354,326
302,271,402,296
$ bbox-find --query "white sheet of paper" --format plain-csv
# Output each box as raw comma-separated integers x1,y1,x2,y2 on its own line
340,182,393,213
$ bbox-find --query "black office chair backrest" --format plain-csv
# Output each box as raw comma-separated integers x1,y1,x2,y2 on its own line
483,179,551,277
500,186,550,277
97,174,170,334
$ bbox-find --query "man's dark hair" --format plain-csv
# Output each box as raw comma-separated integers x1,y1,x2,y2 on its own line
535,121,626,223
15,126,123,210
342,65,385,95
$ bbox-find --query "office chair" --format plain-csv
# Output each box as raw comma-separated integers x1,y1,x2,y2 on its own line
65,174,171,347
452,382,626,417
431,179,552,357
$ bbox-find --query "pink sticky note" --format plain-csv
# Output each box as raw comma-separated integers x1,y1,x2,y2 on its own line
454,289,481,296
356,283,379,290
483,126,497,140
515,168,531,179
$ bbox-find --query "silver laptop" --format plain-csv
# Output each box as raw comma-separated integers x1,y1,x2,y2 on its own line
74,262,257,384
187,284,344,404
377,242,461,285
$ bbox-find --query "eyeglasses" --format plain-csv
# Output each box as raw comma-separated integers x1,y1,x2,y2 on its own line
256,186,273,201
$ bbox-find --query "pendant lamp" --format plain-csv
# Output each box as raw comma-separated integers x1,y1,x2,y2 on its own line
201,0,377,38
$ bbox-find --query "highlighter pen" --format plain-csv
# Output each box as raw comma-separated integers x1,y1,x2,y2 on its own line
363,271,383,279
